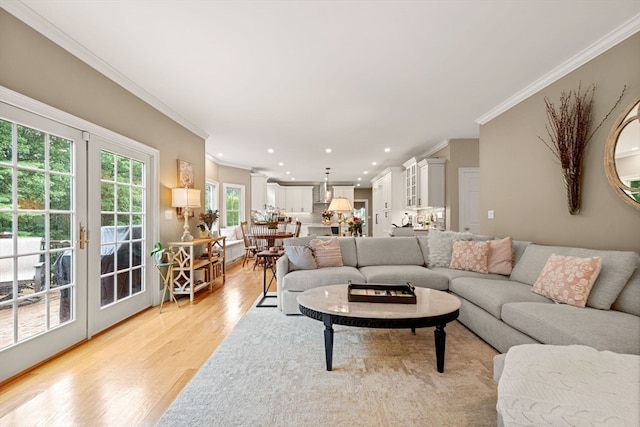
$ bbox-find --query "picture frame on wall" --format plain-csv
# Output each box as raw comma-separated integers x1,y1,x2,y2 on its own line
178,159,194,188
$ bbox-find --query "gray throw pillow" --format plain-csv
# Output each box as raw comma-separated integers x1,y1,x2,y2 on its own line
284,245,317,270
427,230,473,267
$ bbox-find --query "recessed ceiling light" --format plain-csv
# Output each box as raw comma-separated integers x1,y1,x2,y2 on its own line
325,148,332,153
286,171,290,175
372,162,377,166
357,177,362,181
631,147,639,151
291,177,296,181
217,153,223,157
278,162,284,166
363,171,368,174
268,148,274,154
356,183,361,187
384,148,390,152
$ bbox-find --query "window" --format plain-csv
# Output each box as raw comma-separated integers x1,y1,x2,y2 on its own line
204,180,218,213
222,183,244,227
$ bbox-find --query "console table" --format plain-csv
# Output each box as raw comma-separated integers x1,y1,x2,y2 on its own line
168,237,226,302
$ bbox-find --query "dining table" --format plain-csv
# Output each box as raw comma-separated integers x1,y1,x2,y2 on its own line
250,232,294,249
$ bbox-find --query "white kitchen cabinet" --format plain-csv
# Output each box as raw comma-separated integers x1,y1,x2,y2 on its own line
251,173,268,211
371,167,404,237
402,157,420,209
331,185,354,207
283,186,313,213
418,158,446,208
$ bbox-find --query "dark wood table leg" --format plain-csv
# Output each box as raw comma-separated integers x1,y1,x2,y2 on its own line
262,256,268,296
434,324,446,373
323,313,334,371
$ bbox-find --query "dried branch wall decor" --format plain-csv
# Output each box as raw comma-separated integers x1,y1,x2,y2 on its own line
539,83,625,214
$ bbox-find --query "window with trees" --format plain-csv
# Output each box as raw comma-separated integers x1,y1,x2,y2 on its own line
205,180,218,213
222,183,244,227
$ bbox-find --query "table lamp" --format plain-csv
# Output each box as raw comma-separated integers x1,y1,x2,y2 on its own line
172,187,201,241
327,196,353,236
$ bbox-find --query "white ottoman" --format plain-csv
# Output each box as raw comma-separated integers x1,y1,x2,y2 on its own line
495,344,639,427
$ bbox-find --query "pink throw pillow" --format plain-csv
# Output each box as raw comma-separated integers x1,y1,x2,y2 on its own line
449,240,489,274
310,238,343,268
531,254,602,308
487,236,513,275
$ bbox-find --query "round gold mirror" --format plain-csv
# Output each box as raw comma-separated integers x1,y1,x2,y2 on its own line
604,95,640,210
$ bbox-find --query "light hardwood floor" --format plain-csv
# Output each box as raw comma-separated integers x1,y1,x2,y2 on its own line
0,260,267,426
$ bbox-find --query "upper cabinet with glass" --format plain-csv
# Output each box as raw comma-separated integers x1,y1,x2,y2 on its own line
605,95,640,210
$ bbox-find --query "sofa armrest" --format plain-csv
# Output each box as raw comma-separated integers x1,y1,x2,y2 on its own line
276,254,290,306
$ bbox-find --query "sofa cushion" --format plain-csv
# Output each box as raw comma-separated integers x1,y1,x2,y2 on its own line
510,244,638,310
427,230,473,267
497,344,640,427
417,236,429,266
281,266,365,292
450,240,490,273
284,245,317,271
431,267,509,282
355,237,424,267
531,255,602,308
449,278,552,319
335,237,358,267
310,238,343,268
612,259,640,316
283,235,317,247
358,265,449,290
501,302,640,355
487,236,513,275
511,240,532,265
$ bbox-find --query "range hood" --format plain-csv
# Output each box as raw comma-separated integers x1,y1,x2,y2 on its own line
313,185,331,204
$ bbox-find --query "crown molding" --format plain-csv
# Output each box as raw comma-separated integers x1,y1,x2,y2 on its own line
476,14,640,125
423,139,450,157
2,1,209,140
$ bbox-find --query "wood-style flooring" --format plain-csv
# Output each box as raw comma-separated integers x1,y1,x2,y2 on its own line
0,260,266,427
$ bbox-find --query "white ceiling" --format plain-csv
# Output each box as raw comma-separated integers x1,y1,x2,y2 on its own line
5,1,640,187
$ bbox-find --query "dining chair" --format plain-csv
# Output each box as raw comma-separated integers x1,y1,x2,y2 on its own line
240,221,257,267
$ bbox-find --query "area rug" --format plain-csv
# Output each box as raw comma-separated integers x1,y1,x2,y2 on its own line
158,304,499,426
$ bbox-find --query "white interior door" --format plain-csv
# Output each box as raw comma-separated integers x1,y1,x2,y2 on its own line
459,168,480,234
0,102,88,381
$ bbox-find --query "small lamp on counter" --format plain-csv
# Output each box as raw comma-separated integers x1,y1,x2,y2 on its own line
327,196,353,237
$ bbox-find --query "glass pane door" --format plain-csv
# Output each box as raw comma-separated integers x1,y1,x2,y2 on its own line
87,137,153,335
0,102,87,382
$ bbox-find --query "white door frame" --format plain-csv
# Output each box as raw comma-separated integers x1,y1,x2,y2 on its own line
0,86,160,380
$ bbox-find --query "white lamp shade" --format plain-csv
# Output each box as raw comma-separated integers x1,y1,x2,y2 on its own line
171,188,201,208
328,196,352,212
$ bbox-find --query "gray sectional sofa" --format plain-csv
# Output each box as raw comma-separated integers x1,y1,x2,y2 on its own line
275,235,640,355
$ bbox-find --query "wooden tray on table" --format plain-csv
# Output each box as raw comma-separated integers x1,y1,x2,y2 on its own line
347,281,417,304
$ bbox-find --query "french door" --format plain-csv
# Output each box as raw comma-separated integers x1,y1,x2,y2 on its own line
0,97,156,381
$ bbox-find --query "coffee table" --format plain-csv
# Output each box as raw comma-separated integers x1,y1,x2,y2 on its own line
297,284,461,373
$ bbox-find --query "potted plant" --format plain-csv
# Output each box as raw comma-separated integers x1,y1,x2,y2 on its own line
150,242,167,265
198,209,219,237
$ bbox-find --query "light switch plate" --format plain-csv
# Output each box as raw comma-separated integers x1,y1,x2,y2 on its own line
488,210,495,219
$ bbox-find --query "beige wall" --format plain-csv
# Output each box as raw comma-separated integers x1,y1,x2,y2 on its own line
432,139,479,231
0,10,207,246
480,32,640,252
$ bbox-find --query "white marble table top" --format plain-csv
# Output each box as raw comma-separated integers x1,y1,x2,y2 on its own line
297,284,461,320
